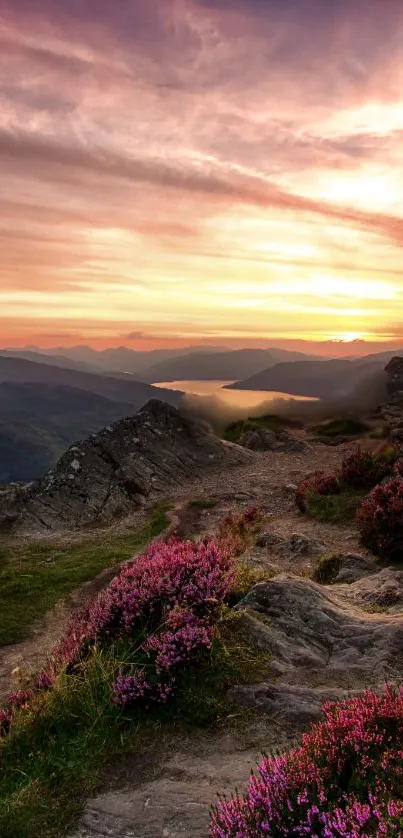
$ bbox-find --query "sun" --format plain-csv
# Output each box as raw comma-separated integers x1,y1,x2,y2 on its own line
332,332,364,343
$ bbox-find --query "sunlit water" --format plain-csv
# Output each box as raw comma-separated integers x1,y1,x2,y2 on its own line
154,380,317,410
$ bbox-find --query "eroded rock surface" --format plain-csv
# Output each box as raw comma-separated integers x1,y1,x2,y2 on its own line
0,400,252,533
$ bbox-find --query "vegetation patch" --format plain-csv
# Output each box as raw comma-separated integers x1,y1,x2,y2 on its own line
211,686,403,836
189,498,218,509
311,417,370,438
223,413,299,444
295,446,400,524
313,554,343,584
305,488,368,523
0,508,269,838
0,503,171,647
357,476,403,562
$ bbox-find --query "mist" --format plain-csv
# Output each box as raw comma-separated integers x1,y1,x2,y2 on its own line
181,370,389,433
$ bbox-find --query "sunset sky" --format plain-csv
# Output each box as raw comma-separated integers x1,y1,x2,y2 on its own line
2,0,403,352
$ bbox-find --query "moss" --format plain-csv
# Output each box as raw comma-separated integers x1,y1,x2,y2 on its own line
313,554,343,585
311,418,370,438
305,489,368,523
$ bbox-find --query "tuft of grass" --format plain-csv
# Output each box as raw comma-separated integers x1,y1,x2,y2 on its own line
227,562,267,606
0,503,171,647
223,414,299,443
313,554,343,585
311,418,370,438
305,489,368,523
189,499,218,510
0,616,270,838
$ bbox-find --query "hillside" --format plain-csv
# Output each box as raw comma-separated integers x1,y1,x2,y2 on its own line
0,383,140,483
227,357,385,397
137,347,317,383
0,356,181,406
0,399,251,532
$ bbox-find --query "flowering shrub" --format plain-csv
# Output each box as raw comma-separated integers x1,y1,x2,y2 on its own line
357,477,403,561
0,673,52,736
295,472,340,513
340,447,393,489
394,458,403,479
0,509,261,735
211,686,403,837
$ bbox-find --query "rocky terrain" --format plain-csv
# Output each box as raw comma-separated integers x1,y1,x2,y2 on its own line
1,358,403,837
0,400,252,534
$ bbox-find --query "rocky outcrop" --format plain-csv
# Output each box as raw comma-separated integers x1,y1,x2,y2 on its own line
232,566,403,728
0,400,252,533
242,427,312,453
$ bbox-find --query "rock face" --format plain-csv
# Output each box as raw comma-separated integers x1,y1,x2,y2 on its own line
232,566,403,728
0,400,252,533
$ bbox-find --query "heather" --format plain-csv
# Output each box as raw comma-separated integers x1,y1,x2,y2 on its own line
357,476,403,561
211,686,403,837
0,508,266,837
295,447,398,523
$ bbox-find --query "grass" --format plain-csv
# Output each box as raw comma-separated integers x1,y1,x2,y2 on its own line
189,498,218,509
223,414,300,444
305,489,368,523
311,418,370,438
0,503,171,647
313,554,343,584
0,616,271,838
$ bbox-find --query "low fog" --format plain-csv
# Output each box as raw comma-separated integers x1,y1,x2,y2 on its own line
181,370,389,433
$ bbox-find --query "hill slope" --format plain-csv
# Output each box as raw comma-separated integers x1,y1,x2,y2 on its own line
0,356,182,406
0,383,140,483
227,358,385,397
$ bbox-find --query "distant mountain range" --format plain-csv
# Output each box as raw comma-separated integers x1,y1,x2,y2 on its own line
1,345,403,484
135,348,319,383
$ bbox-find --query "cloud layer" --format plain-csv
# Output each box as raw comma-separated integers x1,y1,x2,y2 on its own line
2,0,403,348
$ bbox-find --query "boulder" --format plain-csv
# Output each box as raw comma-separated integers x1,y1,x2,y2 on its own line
333,553,379,584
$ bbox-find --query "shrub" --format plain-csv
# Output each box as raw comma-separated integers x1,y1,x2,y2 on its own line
295,472,340,513
211,686,403,837
305,488,368,523
357,477,403,561
313,554,342,584
0,509,262,738
340,446,395,489
395,458,403,478
312,417,370,438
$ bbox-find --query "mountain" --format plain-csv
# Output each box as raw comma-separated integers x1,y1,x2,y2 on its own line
137,348,317,383
226,358,386,398
20,344,229,375
0,349,102,374
0,400,252,532
0,356,182,406
0,382,142,483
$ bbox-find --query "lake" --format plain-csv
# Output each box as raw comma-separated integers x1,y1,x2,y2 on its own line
154,380,316,410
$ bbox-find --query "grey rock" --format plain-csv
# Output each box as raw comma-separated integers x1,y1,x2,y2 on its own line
242,428,277,451
234,570,403,725
0,400,252,533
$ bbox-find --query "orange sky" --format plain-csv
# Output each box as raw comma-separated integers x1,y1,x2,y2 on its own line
2,0,403,352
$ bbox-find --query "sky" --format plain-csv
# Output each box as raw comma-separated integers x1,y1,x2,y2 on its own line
2,0,403,352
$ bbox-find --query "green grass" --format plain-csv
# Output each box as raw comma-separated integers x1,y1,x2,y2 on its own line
311,418,370,438
0,617,270,838
0,503,171,647
223,413,299,444
305,489,368,523
189,499,218,510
